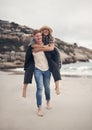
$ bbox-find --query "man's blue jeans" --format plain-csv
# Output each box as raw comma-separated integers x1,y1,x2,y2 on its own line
34,68,51,107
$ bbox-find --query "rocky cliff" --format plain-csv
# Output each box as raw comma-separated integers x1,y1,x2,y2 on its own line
0,20,92,69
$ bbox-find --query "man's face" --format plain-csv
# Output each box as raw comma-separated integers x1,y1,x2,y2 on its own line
34,32,42,43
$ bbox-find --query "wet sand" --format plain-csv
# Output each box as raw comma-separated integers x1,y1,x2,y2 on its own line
0,70,92,130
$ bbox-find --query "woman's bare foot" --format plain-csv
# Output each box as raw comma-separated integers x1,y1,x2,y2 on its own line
55,81,60,95
22,88,26,98
22,84,28,98
55,87,60,95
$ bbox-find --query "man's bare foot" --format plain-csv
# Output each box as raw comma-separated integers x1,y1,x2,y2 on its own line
37,108,44,117
55,87,60,95
46,101,52,110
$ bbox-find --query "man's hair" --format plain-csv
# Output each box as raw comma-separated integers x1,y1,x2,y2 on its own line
33,29,41,35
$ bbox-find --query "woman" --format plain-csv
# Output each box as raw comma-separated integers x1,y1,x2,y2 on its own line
32,26,61,94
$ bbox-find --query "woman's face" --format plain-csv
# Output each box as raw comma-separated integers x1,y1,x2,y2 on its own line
42,29,49,36
34,32,42,43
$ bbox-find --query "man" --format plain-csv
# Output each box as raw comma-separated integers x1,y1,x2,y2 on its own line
23,30,54,116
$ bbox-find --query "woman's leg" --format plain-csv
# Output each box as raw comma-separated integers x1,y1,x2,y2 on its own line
22,69,33,98
55,80,60,95
22,83,28,97
51,67,61,95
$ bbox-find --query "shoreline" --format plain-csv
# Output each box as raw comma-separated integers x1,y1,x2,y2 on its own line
0,69,92,78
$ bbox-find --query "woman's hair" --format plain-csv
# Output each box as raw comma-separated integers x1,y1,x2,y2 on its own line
33,30,41,35
40,26,53,33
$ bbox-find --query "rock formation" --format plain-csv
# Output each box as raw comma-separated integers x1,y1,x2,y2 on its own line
0,20,92,69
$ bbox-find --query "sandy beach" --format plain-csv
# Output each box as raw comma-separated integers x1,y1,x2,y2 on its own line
0,70,92,130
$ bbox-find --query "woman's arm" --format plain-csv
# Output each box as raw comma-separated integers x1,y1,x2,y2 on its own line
32,43,54,52
32,44,44,48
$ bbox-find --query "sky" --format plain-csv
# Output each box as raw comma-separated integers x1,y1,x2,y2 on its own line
0,0,92,49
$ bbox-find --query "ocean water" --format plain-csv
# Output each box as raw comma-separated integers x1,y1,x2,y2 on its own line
11,60,92,77
61,60,92,77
